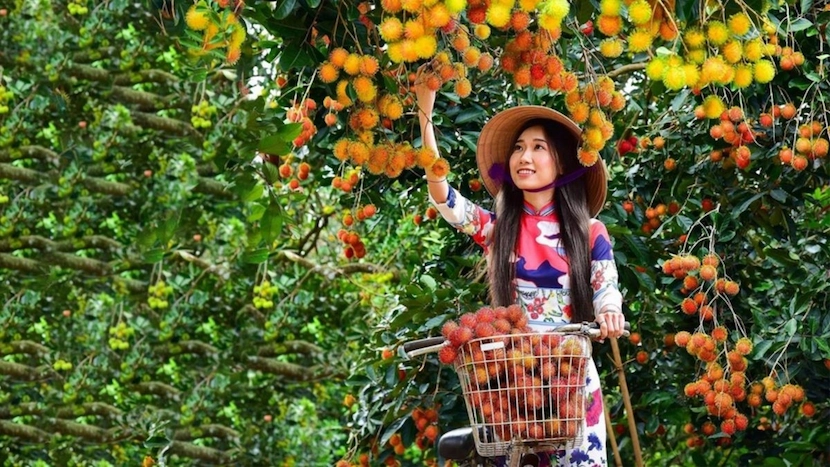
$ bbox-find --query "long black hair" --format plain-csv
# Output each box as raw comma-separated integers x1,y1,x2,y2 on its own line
488,118,595,323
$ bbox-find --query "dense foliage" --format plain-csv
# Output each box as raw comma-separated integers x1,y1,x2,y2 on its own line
0,0,828,466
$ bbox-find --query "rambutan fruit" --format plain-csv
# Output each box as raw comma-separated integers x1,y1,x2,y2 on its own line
478,53,494,72
628,0,652,26
577,148,600,166
449,326,473,347
379,18,404,42
343,53,362,75
722,41,743,64
663,67,687,91
486,5,511,28
426,3,451,28
467,5,486,24
599,38,624,58
706,21,729,46
645,57,667,80
359,55,379,76
753,59,776,83
597,14,623,36
429,157,450,177
438,344,458,363
381,0,403,13
415,35,438,59
628,29,653,53
185,6,210,31
462,46,481,67
513,66,532,87
728,12,752,37
474,322,496,338
511,10,531,31
599,0,622,16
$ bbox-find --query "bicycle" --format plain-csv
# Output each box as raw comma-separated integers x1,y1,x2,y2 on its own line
403,322,629,467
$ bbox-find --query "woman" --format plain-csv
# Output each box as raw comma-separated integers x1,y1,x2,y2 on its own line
416,78,625,466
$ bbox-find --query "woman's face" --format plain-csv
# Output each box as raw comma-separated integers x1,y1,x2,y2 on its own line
508,125,559,192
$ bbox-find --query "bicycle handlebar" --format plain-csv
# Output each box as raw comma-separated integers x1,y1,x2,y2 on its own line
403,322,630,360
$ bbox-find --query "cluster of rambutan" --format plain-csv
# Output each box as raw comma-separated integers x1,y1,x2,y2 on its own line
778,46,806,71
332,137,450,181
702,105,757,169
286,98,318,148
376,0,460,63
644,12,779,93
785,120,828,170
411,406,440,450
437,304,589,442
332,168,360,194
417,48,477,98
663,253,741,321
277,159,311,192
562,78,622,166
499,30,576,92
338,228,366,259
184,2,246,64
638,201,678,235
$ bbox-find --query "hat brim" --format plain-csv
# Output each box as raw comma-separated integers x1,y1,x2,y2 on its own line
476,105,608,217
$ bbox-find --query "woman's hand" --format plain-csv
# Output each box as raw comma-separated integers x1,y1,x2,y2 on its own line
595,307,625,340
414,65,436,119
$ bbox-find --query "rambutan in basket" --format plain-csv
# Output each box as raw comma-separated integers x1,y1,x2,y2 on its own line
452,332,592,457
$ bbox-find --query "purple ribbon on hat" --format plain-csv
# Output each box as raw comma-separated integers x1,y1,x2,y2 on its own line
489,163,589,192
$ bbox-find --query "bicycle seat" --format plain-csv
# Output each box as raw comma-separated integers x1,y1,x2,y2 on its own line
437,427,475,460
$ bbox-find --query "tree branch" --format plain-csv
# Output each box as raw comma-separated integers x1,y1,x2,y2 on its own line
68,63,179,86
134,381,182,401
1,340,51,357
246,356,334,381
275,250,399,280
167,440,232,463
172,424,240,441
0,235,124,253
0,253,45,273
0,162,132,196
0,361,50,381
154,340,219,358
0,145,61,165
130,111,198,137
257,340,322,357
607,62,647,79
50,418,120,442
111,85,190,111
0,420,52,443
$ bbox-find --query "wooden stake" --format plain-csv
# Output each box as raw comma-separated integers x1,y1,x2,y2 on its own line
610,337,643,467
604,402,623,467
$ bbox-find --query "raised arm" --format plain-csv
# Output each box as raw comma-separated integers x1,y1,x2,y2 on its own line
414,71,449,204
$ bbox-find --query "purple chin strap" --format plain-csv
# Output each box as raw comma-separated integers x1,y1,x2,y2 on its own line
489,163,589,192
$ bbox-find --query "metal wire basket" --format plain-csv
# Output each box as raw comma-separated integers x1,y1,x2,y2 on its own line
453,332,592,457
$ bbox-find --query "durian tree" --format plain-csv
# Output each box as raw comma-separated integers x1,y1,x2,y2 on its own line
1,0,829,466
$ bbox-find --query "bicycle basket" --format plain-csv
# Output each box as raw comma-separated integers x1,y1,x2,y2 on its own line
453,332,592,457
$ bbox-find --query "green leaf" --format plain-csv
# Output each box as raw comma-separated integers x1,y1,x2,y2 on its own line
784,318,797,337
243,183,265,202
788,18,813,32
143,248,165,264
241,248,270,264
260,207,284,244
247,204,267,222
278,42,314,70
801,0,814,14
455,107,485,125
274,0,297,20
258,134,290,156
144,435,170,448
158,214,179,244
732,192,764,217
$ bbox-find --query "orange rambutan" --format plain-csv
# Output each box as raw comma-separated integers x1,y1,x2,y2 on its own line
352,76,377,103
597,14,623,36
359,55,379,76
379,17,404,42
343,53,361,75
430,157,450,177
319,62,340,83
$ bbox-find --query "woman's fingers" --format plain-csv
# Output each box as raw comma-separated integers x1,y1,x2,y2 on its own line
596,311,625,339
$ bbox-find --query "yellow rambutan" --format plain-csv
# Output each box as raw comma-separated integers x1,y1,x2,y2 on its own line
707,21,729,46
416,147,438,168
728,12,752,37
329,48,349,68
455,78,472,97
683,64,700,88
229,24,246,49
333,138,351,162
336,80,353,108
753,59,775,83
444,0,467,14
352,76,377,103
319,62,340,83
628,0,652,26
401,0,422,13
663,66,687,90
628,29,653,53
722,41,743,64
597,14,623,36
343,54,361,75
430,157,451,177
599,0,622,16
519,0,540,12
570,102,590,124
645,56,667,80
584,127,605,150
474,24,491,40
381,0,403,13
387,42,404,63
686,49,707,64
684,28,706,49
427,3,452,28
702,95,725,120
743,39,763,62
543,0,570,20
732,64,754,89
700,56,727,85
538,15,563,34
380,18,404,42
356,130,374,146
400,39,420,62
452,33,470,52
185,5,210,31
588,108,606,128
359,56,379,76
415,36,438,59
486,4,511,28
599,38,624,58
385,100,404,120
404,19,425,40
